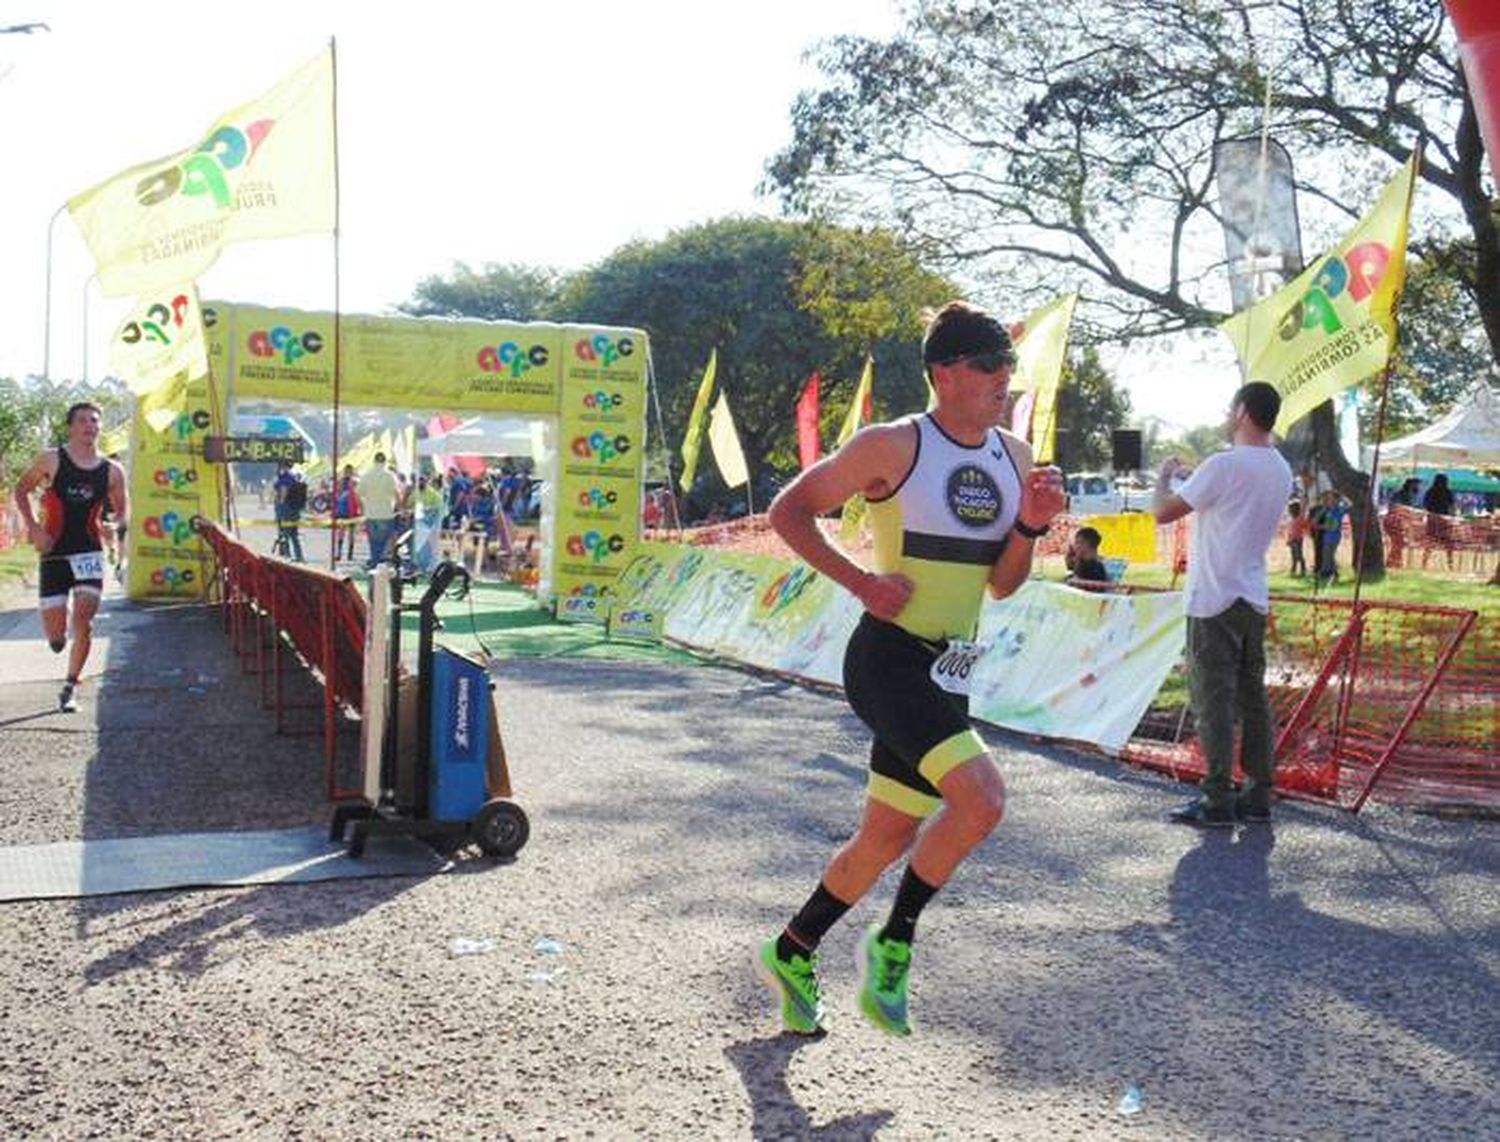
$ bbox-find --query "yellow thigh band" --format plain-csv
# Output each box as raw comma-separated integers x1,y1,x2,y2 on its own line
866,773,942,819
917,730,987,787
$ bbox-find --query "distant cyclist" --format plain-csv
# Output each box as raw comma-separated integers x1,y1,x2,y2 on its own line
12,402,129,712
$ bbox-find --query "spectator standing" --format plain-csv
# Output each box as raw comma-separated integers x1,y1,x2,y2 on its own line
1309,490,1348,583
272,460,307,562
359,452,404,569
1285,501,1309,577
1153,381,1293,827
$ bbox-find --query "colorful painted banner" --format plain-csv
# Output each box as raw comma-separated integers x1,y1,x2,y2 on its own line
553,328,648,621
69,50,334,298
970,580,1184,752
1221,155,1417,434
125,371,228,601
610,544,1185,752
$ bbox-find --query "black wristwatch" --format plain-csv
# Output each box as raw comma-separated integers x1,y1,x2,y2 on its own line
1013,519,1050,540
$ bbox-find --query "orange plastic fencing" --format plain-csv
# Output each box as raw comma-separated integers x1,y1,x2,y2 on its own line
682,512,1495,814
1125,597,1495,813
1380,504,1499,577
197,520,367,799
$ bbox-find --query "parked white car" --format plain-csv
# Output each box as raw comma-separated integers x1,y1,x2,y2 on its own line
1065,472,1126,516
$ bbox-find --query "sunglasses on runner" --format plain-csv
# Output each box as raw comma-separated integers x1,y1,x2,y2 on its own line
937,350,1015,375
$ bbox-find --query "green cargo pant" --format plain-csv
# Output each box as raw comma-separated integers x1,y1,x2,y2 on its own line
1187,599,1275,813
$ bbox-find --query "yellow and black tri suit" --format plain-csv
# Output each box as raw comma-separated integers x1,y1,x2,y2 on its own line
842,414,1022,817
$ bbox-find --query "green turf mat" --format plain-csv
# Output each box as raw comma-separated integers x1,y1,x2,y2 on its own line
397,580,698,665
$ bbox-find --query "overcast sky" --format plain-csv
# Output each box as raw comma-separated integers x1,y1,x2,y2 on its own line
1,1,1240,432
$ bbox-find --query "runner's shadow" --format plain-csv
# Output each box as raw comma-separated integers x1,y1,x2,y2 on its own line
0,709,67,730
725,1035,894,1140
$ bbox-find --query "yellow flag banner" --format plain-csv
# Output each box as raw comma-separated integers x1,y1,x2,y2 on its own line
836,356,874,448
708,391,749,489
837,356,875,542
1009,293,1078,464
679,349,717,494
1221,155,1417,434
69,49,334,298
109,284,209,394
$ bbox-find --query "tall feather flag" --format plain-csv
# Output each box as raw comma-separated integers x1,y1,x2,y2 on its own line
1008,293,1078,463
707,392,750,489
796,373,821,469
108,284,209,395
836,356,874,448
679,349,718,494
1221,154,1418,435
837,356,875,542
68,48,335,298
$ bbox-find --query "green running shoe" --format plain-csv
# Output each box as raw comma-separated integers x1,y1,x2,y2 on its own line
756,938,826,1035
857,927,913,1036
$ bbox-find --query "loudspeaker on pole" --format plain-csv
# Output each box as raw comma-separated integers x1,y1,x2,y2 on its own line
1111,428,1143,472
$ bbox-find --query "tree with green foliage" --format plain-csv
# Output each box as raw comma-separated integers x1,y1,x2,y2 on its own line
551,218,955,512
0,377,130,489
766,0,1499,575
399,261,564,323
1051,348,1133,472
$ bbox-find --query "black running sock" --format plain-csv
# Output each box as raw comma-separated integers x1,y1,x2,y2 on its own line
879,866,940,946
779,881,852,960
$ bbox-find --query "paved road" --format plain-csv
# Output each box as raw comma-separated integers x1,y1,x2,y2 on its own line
0,596,1496,1139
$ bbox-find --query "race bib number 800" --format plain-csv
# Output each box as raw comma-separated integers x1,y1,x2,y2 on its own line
930,639,985,696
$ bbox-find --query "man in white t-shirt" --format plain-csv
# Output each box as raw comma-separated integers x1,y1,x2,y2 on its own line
1154,381,1293,827
358,452,405,569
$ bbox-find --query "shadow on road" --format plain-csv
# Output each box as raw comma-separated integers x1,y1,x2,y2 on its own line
725,1034,893,1140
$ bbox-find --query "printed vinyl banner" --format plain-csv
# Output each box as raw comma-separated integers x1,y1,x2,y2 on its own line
553,328,648,620
125,371,228,601
611,544,1185,753
212,302,569,413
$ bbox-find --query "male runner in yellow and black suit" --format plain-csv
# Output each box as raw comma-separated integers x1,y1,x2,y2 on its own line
757,302,1066,1035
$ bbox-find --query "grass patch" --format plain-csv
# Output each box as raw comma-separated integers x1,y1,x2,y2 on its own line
1093,561,1496,614
0,544,34,593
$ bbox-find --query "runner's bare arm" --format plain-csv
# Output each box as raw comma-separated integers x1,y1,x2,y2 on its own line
768,423,917,620
1153,456,1192,523
12,451,59,553
107,461,129,536
988,433,1065,599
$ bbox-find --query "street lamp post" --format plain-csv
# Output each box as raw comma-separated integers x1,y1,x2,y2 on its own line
81,272,98,383
43,201,67,380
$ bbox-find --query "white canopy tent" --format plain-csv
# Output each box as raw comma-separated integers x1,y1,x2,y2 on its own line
1369,384,1500,469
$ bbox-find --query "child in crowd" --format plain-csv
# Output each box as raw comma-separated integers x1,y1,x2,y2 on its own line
1286,500,1310,577
1309,490,1349,583
1065,526,1110,585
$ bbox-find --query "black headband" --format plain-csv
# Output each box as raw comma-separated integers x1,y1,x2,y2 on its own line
922,310,1016,367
